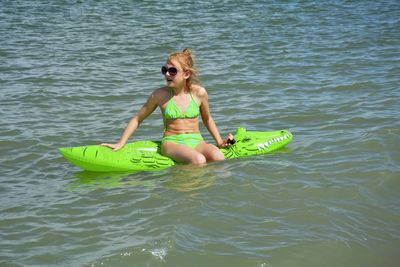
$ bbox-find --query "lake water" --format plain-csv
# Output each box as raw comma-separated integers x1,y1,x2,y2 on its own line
1,1,399,266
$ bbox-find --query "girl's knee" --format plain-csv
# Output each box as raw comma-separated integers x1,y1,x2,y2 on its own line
197,144,225,162
210,150,225,162
206,144,225,161
191,153,207,165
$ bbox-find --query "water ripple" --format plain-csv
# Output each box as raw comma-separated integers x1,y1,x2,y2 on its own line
1,1,400,266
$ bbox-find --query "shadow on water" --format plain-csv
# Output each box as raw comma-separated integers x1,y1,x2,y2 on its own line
67,162,233,193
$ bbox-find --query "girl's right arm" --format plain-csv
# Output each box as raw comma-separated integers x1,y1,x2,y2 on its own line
101,91,159,151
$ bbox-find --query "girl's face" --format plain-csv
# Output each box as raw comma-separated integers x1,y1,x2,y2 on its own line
162,60,190,89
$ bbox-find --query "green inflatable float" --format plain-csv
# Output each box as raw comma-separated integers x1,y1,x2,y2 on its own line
59,128,293,172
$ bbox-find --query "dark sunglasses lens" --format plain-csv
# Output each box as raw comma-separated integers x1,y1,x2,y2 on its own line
161,66,178,76
169,67,177,75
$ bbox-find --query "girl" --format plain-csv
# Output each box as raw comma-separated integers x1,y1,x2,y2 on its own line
102,48,232,164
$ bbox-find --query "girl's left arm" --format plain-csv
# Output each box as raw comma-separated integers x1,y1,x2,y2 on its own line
198,87,230,147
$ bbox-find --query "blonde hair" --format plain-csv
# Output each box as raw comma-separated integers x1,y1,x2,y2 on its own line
167,48,200,88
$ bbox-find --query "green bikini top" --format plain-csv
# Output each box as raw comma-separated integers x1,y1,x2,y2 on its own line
163,89,200,120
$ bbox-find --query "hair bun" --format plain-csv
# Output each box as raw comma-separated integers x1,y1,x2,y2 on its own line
183,48,192,56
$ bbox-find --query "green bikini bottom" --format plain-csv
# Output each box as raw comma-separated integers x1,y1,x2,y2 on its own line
162,133,204,149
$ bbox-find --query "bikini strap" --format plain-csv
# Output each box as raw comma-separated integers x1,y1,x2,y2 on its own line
189,88,199,106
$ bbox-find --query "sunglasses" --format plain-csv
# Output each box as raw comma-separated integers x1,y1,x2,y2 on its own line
161,66,178,76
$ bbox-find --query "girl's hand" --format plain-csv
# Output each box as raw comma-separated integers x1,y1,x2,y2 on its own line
218,133,235,148
101,142,124,151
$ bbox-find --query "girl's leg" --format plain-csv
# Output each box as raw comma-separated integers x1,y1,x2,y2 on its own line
161,141,207,165
195,142,225,162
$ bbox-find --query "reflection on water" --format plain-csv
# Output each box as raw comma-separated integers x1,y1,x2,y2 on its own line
68,162,232,193
68,170,156,192
164,163,232,192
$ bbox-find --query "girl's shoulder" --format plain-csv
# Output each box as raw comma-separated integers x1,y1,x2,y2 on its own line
191,84,207,97
153,86,169,98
